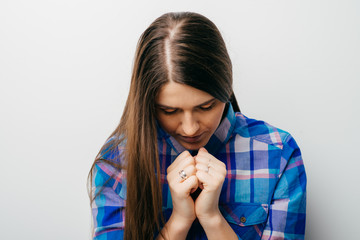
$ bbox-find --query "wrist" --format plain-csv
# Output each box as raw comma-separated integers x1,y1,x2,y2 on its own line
198,212,238,240
197,210,223,229
170,211,195,230
158,212,194,240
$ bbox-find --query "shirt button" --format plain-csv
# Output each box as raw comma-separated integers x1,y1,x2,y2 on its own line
240,217,246,223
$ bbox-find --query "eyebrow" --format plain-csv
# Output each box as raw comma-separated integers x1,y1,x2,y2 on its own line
156,98,216,109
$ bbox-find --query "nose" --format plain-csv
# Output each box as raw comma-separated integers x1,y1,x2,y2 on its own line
181,112,200,136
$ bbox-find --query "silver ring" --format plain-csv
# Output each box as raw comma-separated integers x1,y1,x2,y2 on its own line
179,170,187,180
206,159,211,173
206,164,210,173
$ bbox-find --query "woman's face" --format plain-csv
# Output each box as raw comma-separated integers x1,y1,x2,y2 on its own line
155,82,226,150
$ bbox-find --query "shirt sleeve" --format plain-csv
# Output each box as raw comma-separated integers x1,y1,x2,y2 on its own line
261,134,306,239
91,161,126,240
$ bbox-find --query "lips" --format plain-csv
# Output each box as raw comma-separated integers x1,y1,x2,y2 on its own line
178,133,204,143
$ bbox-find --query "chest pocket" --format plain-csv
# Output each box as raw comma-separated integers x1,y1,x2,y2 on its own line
219,202,269,240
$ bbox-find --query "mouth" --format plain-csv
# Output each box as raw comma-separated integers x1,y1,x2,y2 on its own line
178,133,204,143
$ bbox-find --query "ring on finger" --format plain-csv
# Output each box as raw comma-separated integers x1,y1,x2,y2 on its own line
206,164,211,173
179,169,188,181
206,159,211,173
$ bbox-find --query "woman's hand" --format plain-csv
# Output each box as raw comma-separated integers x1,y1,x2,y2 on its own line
194,148,238,240
164,150,198,236
159,149,237,240
194,148,227,223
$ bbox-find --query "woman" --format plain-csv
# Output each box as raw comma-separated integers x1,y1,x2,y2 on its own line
88,12,306,240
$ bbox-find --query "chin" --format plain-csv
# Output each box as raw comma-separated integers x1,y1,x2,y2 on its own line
180,141,205,151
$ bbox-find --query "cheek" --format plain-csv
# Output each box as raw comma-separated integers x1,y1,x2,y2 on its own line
205,116,221,130
157,115,178,133
204,107,226,130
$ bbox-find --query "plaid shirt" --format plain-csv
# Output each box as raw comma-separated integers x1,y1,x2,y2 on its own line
92,104,306,239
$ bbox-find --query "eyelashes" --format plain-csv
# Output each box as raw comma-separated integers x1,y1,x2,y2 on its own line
199,103,215,111
161,109,178,115
159,102,216,115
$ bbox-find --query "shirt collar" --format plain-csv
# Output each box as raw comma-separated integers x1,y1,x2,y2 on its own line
157,103,236,156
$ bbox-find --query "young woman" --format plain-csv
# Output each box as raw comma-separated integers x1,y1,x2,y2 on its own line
88,12,306,240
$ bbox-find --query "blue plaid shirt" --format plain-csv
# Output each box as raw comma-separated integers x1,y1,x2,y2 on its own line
92,104,306,239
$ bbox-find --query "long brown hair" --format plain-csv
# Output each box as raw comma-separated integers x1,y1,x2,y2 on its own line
88,12,239,240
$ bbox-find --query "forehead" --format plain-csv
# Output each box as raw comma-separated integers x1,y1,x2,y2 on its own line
156,82,214,107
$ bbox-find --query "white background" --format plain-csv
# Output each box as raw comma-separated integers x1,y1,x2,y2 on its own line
1,1,359,239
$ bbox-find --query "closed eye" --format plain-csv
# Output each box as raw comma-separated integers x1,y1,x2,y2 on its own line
199,102,216,111
160,108,178,115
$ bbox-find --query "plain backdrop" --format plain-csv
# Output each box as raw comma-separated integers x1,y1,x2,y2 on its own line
1,0,359,239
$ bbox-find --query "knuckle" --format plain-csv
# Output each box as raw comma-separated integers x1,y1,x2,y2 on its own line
188,165,196,174
185,156,195,165
181,150,190,158
176,151,189,161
